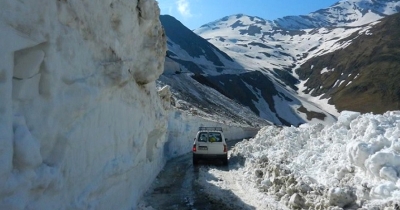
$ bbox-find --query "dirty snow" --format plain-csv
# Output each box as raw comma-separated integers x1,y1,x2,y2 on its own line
201,111,400,209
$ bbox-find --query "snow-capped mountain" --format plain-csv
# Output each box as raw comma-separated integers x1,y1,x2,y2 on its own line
194,0,400,74
160,15,337,126
196,0,400,32
160,15,244,75
274,0,400,29
192,0,400,118
2,1,400,209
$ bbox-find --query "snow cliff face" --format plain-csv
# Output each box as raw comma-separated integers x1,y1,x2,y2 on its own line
0,0,167,209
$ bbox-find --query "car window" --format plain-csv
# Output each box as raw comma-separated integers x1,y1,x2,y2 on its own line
198,132,208,142
208,132,222,142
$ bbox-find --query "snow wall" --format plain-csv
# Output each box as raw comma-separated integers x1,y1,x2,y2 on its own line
0,0,168,209
0,1,259,209
165,110,259,159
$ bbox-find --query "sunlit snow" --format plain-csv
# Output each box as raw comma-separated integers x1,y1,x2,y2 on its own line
201,111,400,209
2,0,400,209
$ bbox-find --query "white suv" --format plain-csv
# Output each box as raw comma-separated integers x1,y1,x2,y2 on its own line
192,127,228,165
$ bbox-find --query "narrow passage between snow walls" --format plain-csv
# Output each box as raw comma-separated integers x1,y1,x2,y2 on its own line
0,1,259,209
141,111,400,210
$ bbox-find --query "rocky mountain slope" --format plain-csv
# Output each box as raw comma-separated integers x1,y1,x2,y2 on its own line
160,15,243,75
159,15,337,126
296,12,400,113
191,0,400,118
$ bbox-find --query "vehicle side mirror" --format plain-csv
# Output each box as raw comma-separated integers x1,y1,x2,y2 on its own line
225,138,228,141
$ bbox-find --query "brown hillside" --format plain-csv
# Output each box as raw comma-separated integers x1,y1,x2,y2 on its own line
296,13,400,114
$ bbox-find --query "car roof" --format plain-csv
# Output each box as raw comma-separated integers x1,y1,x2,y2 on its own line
198,127,223,132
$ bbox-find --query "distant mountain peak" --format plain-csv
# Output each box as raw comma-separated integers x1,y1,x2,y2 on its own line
196,0,400,33
274,0,400,29
161,0,400,126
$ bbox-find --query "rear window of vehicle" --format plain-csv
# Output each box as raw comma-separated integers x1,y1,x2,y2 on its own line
197,132,223,142
198,132,208,142
208,132,222,142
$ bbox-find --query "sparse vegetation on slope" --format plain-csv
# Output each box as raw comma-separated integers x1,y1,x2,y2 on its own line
296,13,400,114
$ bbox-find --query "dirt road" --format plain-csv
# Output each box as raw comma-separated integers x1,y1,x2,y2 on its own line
138,139,255,210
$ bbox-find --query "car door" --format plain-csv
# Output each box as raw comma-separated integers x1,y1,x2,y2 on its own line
207,132,224,155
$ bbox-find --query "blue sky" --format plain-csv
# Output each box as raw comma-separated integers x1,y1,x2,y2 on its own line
157,0,340,30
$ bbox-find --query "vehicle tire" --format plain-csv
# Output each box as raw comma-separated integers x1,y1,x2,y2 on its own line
222,155,228,166
193,155,199,165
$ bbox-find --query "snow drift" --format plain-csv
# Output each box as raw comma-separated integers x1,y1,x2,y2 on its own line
230,111,400,209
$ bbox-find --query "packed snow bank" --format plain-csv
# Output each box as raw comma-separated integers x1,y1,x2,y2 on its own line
0,0,167,209
165,109,259,159
230,111,400,209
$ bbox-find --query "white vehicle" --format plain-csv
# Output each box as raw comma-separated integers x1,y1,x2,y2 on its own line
192,127,228,165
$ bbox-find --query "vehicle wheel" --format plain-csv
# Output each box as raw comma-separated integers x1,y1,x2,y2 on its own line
222,155,228,166
193,155,199,165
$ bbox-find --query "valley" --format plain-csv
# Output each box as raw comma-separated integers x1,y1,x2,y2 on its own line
160,0,400,126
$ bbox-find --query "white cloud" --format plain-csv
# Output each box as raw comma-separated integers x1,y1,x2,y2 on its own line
176,0,192,18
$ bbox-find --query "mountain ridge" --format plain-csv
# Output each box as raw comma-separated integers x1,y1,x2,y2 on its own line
160,0,400,125
296,12,400,113
196,0,400,32
161,14,342,125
